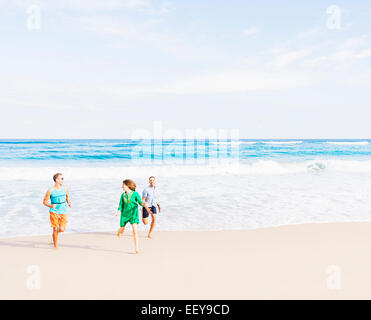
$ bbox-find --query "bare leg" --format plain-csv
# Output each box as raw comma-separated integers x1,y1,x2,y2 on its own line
147,214,156,239
117,226,125,237
132,223,139,254
52,227,59,249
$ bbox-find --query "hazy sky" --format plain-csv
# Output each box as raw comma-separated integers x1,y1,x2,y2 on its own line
1,0,371,139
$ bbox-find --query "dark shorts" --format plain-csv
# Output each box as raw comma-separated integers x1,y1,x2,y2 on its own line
142,206,157,218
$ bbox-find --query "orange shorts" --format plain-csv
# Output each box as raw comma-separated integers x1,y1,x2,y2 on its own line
50,212,67,229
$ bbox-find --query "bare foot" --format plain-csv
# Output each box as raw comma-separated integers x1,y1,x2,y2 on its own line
54,246,59,250
147,234,153,239
135,250,139,254
117,228,124,238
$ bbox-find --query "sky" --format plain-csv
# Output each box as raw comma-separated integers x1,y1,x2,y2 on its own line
0,0,371,139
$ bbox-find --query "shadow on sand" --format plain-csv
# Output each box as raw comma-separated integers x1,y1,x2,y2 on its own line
0,232,144,255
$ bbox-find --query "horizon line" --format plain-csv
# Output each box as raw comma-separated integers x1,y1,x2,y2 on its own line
0,138,371,141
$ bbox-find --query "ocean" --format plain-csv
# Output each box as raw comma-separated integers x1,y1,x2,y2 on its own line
1,139,371,238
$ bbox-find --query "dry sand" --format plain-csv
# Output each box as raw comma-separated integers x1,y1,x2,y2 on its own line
1,222,371,299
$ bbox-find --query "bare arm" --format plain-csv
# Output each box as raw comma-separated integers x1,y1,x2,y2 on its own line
141,195,151,213
137,193,152,214
115,194,123,216
65,186,72,207
43,189,55,209
142,201,153,215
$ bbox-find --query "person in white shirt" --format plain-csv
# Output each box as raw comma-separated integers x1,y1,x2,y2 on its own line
142,176,161,239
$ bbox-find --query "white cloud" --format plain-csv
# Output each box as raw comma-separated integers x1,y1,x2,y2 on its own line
103,69,312,98
330,49,356,62
1,0,151,10
303,47,371,68
159,1,174,13
302,56,328,67
297,27,322,39
340,35,368,49
243,27,259,38
66,15,229,62
273,50,311,67
356,49,371,59
0,69,313,113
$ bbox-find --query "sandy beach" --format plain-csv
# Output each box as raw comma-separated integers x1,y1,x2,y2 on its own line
1,222,371,299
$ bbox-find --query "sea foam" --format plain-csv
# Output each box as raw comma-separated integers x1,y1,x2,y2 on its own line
2,159,371,181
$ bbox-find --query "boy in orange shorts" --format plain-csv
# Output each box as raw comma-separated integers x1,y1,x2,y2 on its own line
43,173,72,249
49,212,68,230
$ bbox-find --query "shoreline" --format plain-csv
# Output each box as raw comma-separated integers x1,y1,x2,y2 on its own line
2,220,370,240
1,222,371,299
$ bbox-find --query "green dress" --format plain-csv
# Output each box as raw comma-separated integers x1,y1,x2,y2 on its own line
118,191,143,227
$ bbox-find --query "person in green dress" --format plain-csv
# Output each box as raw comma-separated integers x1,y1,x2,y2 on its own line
114,179,152,254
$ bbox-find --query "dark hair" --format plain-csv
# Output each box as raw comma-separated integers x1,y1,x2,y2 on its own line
149,176,155,180
53,173,62,182
123,179,136,191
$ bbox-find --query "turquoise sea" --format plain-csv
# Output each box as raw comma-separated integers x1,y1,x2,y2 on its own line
1,139,371,238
